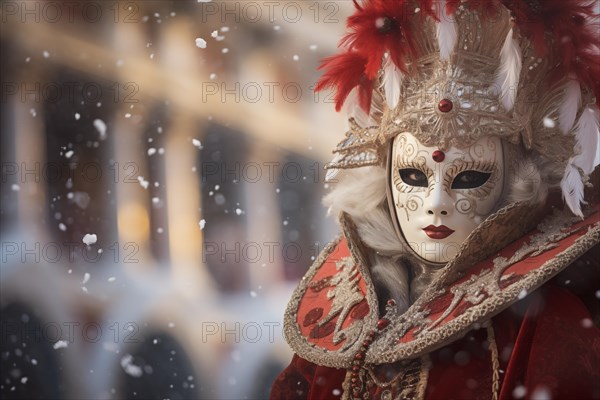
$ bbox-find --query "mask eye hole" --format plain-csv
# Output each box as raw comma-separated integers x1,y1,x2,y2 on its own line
452,170,491,189
399,168,428,187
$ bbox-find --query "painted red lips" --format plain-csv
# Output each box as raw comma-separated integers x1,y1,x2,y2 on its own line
423,225,455,239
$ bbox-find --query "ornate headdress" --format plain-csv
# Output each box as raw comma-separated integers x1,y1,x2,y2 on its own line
318,0,600,217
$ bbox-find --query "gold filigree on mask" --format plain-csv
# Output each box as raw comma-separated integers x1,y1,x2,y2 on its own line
442,160,499,200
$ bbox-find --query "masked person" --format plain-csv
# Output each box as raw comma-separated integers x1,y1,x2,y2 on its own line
271,0,600,399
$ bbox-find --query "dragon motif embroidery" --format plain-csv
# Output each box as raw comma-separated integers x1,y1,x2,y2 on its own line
312,257,366,349
422,213,586,333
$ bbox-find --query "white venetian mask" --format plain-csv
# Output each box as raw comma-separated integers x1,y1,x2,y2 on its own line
390,133,505,263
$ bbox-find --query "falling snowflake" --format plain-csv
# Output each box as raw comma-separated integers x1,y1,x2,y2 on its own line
82,233,97,245
192,138,203,149
543,117,556,128
530,386,551,400
581,318,593,328
211,30,225,41
120,354,143,377
53,340,68,350
195,38,207,49
137,176,149,189
93,119,107,140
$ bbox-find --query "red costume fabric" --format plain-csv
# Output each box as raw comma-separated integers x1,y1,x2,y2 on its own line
272,251,600,400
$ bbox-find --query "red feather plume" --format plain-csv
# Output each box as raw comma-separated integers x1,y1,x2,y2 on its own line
502,0,600,105
314,0,438,114
341,0,436,78
315,52,373,112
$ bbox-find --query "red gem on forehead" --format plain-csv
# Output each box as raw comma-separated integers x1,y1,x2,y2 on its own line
432,150,445,162
438,99,453,113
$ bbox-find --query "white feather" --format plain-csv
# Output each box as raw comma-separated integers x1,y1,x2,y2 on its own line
323,166,386,218
381,57,403,109
558,78,582,134
595,134,600,169
325,153,343,183
436,0,457,61
560,106,598,217
560,162,585,218
494,29,522,112
572,106,600,174
325,168,339,183
343,88,371,127
323,166,404,254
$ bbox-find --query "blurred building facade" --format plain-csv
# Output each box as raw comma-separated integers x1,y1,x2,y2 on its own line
0,1,351,398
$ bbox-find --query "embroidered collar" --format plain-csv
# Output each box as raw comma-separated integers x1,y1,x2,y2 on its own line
283,201,600,368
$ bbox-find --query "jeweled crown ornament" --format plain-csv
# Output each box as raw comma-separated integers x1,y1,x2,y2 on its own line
319,0,600,217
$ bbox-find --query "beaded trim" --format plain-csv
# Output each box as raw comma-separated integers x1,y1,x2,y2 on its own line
340,353,430,400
